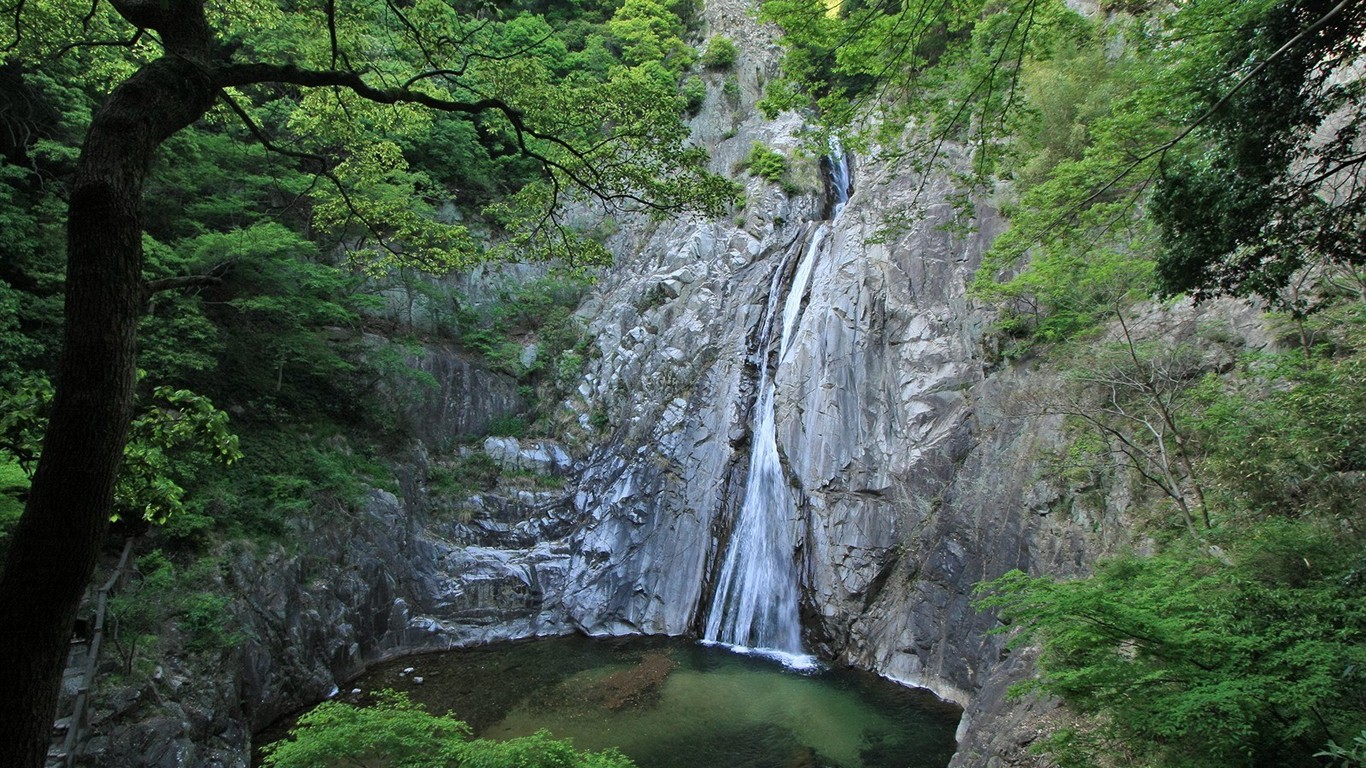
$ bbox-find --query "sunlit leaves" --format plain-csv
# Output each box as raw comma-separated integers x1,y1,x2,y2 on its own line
8,0,731,278
118,386,242,525
978,526,1366,767
311,139,481,275
262,690,637,768
767,0,1366,342
607,0,691,70
0,373,52,475
0,374,240,525
483,183,611,267
262,690,468,768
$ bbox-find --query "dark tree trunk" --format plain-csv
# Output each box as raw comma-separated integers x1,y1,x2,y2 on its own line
0,5,216,763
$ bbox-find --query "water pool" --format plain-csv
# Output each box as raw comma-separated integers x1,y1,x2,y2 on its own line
331,635,960,768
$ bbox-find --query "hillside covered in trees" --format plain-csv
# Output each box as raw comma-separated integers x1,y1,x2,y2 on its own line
756,0,1366,763
1,0,1363,766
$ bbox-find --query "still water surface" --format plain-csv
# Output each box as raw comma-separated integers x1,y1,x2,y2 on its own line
342,635,960,768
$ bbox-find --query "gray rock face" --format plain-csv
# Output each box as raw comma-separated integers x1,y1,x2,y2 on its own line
82,5,1276,767
550,10,1271,760
383,341,526,445
483,437,574,476
85,477,589,765
554,147,1091,764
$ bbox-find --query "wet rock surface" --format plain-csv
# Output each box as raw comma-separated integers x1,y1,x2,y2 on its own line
76,3,1276,765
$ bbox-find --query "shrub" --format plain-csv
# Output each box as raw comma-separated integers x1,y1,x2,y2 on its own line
700,36,737,69
744,141,786,182
427,452,500,497
680,75,706,115
181,592,241,653
486,415,527,438
978,522,1366,767
262,690,636,768
722,74,740,102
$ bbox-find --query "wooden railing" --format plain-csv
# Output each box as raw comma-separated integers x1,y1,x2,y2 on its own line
54,538,135,767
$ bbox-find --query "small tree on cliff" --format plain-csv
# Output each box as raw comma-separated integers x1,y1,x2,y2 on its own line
0,2,734,765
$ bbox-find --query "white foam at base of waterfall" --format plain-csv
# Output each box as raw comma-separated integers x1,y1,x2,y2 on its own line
698,639,822,672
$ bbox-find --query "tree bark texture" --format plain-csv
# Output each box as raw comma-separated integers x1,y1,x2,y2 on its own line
0,8,217,763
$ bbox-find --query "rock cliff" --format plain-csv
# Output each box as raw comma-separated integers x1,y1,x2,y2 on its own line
74,2,1272,766
550,2,1267,764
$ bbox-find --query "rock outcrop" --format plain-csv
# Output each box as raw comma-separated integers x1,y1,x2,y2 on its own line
78,351,585,767
550,4,1271,766
76,1,1275,766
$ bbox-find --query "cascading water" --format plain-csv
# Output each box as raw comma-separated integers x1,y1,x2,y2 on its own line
828,146,851,218
703,145,851,668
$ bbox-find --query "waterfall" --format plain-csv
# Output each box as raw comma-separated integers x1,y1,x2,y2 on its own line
702,229,820,668
702,144,851,669
829,143,851,218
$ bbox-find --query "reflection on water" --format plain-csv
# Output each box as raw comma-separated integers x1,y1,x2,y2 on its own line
341,636,960,768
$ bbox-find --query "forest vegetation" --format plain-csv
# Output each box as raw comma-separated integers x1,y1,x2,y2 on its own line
0,0,733,763
0,0,1363,765
760,0,1366,764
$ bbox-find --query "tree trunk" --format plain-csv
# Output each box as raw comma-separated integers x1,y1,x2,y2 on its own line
0,40,216,767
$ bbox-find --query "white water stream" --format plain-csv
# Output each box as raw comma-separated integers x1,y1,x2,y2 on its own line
703,148,850,669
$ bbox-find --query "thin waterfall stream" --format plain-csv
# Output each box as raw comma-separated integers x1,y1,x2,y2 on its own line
703,147,851,667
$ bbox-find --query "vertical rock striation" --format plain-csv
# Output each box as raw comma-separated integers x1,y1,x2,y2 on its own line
80,2,1273,765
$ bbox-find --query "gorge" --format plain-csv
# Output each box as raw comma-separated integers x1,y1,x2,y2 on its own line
70,23,1095,762
8,0,1362,766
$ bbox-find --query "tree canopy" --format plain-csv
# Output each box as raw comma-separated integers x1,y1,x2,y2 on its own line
761,0,1366,333
759,0,1366,763
0,1,736,765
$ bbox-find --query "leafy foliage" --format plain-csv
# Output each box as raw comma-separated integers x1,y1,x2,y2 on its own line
1317,731,1366,768
0,459,26,566
763,0,1366,340
743,142,788,183
1193,307,1366,521
700,36,738,70
262,690,636,768
607,0,693,72
450,273,593,432
1149,0,1366,308
1053,325,1211,534
0,377,240,528
427,452,501,499
979,523,1366,767
0,0,738,759
108,550,243,675
0,0,708,559
980,307,1366,764
115,386,243,526
680,75,707,116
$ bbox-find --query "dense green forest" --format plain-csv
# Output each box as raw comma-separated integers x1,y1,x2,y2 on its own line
0,0,727,551
759,0,1366,764
0,0,737,568
1,0,1364,765
0,0,738,764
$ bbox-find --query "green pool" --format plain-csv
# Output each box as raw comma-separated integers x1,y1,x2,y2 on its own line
338,635,960,768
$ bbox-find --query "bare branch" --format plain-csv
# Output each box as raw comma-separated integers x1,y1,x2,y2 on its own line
2,0,27,52
48,29,142,60
80,0,100,29
142,273,222,300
